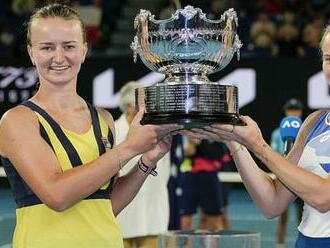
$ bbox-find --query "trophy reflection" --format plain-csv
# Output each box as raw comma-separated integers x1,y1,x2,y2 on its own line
131,6,242,128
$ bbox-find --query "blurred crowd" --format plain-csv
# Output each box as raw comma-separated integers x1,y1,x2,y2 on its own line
174,0,330,58
0,0,330,58
0,0,121,57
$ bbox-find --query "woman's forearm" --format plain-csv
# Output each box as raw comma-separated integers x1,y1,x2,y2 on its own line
228,143,294,218
252,143,330,212
111,161,151,216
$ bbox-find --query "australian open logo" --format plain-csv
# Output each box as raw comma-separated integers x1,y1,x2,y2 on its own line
0,66,37,104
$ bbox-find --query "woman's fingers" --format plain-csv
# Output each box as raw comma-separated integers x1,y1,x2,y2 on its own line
179,127,234,143
130,108,145,126
154,124,183,138
239,115,254,126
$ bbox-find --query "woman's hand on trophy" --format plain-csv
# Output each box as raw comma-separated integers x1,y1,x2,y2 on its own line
125,109,181,155
180,115,266,152
141,134,173,166
208,115,266,152
180,126,233,145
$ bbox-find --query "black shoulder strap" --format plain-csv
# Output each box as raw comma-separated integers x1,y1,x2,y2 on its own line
86,102,114,155
21,101,83,167
86,102,115,194
39,121,55,151
87,102,106,155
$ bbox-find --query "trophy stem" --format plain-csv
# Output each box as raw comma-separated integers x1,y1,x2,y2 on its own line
164,73,210,84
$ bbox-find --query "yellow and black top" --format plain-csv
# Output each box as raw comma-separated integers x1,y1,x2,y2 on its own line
2,101,123,248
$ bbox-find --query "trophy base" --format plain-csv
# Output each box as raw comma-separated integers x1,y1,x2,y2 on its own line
136,83,243,129
141,112,245,129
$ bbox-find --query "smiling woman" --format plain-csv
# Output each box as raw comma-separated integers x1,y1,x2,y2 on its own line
0,3,179,248
27,8,87,87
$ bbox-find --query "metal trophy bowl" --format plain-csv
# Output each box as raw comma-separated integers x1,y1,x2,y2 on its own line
131,6,243,128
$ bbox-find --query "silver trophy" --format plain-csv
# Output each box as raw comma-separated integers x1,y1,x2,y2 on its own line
131,6,242,128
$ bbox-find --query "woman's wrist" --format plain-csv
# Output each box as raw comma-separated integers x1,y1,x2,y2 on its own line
111,141,140,172
140,155,157,169
230,144,245,157
138,157,158,176
253,142,271,162
226,141,242,151
115,140,139,161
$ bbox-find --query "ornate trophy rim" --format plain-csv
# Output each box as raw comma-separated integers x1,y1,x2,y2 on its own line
130,6,242,75
133,6,239,27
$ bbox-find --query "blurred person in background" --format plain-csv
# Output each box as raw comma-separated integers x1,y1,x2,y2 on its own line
158,0,181,20
116,81,171,248
180,137,230,231
72,0,102,46
206,0,228,20
11,0,36,17
276,10,301,57
0,24,15,57
299,15,324,57
270,98,304,154
270,98,304,248
247,12,278,57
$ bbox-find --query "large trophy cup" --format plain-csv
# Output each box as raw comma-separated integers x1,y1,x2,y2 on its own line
131,6,242,128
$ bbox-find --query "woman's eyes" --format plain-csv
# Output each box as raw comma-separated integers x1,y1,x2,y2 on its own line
41,46,52,51
40,45,76,51
64,45,76,50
